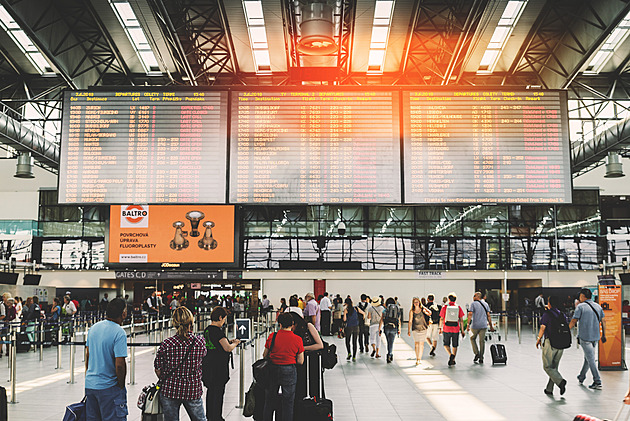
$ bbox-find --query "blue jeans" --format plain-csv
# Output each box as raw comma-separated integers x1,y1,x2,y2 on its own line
85,385,127,421
264,364,297,421
161,395,207,421
384,327,397,358
578,340,601,384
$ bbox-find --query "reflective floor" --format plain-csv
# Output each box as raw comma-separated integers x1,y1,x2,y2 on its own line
2,324,629,421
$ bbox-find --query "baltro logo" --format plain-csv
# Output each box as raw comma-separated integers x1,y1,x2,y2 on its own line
121,205,149,228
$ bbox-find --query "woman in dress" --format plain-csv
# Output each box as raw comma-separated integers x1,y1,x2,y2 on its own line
408,297,431,365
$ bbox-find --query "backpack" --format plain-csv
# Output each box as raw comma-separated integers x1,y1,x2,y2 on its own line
384,304,400,328
428,303,441,323
72,299,80,313
444,305,460,327
545,309,572,349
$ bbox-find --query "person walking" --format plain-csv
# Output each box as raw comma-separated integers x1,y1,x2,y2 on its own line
154,307,207,421
319,292,332,336
343,298,364,361
467,292,494,364
367,297,384,358
263,312,305,421
569,288,606,390
439,293,465,366
202,307,240,421
408,297,431,365
536,295,569,396
357,294,370,353
85,298,128,421
381,297,402,363
425,294,441,357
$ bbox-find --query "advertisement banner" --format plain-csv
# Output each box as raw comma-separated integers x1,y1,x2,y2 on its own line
598,284,624,369
109,205,235,264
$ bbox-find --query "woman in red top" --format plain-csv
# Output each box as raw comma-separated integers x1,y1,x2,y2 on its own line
154,306,207,421
263,312,305,421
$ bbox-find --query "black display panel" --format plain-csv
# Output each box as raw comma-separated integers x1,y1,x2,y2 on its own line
59,90,228,204
229,90,401,204
403,90,572,204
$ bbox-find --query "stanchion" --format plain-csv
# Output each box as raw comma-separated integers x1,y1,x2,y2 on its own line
253,314,259,359
39,320,44,361
7,324,11,369
237,343,245,409
57,324,62,369
517,313,521,344
68,329,76,384
504,314,508,339
153,317,157,354
10,329,17,403
129,318,136,385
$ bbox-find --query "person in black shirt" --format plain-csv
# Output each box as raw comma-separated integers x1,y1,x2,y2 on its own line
202,306,240,421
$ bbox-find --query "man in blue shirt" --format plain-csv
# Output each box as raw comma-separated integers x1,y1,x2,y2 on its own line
467,292,494,364
85,298,128,421
569,288,606,390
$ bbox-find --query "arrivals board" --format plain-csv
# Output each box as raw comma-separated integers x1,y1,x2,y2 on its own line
58,90,228,204
402,90,571,204
229,90,401,204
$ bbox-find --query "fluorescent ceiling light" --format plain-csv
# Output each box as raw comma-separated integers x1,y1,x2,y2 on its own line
243,0,272,73
0,5,54,74
477,0,528,74
374,1,394,19
584,10,630,74
109,0,161,74
367,0,395,74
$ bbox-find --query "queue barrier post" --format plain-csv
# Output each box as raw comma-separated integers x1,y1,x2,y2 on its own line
129,317,136,385
10,328,17,404
83,322,88,362
68,323,76,384
254,313,259,360
6,324,11,369
237,342,245,409
39,320,44,361
517,313,521,344
504,314,508,340
57,323,62,369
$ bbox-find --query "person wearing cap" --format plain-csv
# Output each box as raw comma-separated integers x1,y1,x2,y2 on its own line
439,292,465,366
367,297,385,358
303,292,321,332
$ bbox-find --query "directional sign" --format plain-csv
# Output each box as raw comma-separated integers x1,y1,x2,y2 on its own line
235,318,251,341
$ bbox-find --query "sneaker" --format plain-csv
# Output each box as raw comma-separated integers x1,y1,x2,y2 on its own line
352,357,356,362
559,379,567,395
588,382,602,390
478,358,484,364
448,355,455,366
347,354,352,361
429,347,436,357
577,376,585,385
371,350,376,358
473,354,479,363
544,389,553,396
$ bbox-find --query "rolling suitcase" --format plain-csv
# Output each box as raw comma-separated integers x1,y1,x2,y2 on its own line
490,343,507,365
0,386,7,421
574,402,630,421
296,351,333,421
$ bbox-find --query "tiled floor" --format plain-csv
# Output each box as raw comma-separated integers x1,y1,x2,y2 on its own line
2,324,630,420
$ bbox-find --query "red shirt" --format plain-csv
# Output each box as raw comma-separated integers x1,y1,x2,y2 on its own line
265,330,304,365
440,302,464,333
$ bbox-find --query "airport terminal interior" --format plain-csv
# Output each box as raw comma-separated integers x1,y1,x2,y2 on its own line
2,0,630,419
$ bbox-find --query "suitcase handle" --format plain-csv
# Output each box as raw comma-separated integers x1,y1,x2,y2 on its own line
613,403,630,421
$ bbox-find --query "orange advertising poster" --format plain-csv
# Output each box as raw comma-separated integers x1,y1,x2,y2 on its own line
598,284,623,369
109,205,235,264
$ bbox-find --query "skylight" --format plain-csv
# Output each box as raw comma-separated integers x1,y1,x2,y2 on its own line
367,0,395,73
477,0,528,74
0,5,54,75
243,0,271,73
584,10,630,74
108,0,161,74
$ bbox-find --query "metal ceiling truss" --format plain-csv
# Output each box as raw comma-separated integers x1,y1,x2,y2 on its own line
159,0,239,85
2,0,132,89
506,0,630,89
400,0,490,85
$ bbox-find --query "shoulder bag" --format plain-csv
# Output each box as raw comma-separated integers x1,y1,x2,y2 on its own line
138,336,196,414
252,332,277,389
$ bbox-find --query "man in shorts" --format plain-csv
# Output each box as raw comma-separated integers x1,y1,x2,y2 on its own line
425,294,441,357
439,293,465,366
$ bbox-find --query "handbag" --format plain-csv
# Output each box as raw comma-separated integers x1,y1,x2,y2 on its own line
63,397,86,421
252,332,277,389
243,381,257,417
138,337,196,414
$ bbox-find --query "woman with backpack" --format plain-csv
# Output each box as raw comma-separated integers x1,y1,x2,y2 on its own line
535,295,570,396
408,297,431,366
343,298,365,361
381,297,402,363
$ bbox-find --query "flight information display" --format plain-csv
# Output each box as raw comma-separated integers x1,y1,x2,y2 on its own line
403,90,571,204
230,90,401,204
59,90,228,204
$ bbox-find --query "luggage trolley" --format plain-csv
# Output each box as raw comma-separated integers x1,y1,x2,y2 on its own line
486,313,502,342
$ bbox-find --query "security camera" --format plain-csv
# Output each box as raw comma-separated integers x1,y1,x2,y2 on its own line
337,221,346,236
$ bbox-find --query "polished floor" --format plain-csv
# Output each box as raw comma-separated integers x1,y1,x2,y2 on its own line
2,323,630,421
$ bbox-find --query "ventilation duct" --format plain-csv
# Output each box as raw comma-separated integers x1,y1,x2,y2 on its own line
605,152,625,178
14,152,34,178
297,2,338,55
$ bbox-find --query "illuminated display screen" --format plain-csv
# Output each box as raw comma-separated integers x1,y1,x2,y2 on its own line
229,90,401,204
58,90,228,204
403,90,572,204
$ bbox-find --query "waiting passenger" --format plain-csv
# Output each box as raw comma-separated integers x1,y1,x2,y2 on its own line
381,297,402,363
343,298,364,361
286,296,303,317
367,297,384,358
202,307,240,421
332,298,344,338
154,306,207,421
263,312,304,421
50,297,61,322
408,297,431,366
439,293,465,366
536,295,569,395
290,310,323,406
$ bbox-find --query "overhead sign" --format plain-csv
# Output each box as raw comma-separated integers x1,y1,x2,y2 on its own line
109,205,235,264
598,284,625,370
417,271,446,279
114,271,223,280
235,318,251,341
190,283,201,290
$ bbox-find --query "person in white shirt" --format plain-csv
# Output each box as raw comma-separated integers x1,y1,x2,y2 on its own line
170,297,180,312
319,292,332,336
63,295,77,316
286,296,303,317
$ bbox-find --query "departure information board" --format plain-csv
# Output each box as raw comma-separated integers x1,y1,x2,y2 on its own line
229,90,401,204
58,90,228,204
403,90,571,204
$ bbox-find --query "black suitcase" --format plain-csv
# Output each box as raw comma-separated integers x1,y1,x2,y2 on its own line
490,343,507,365
0,385,7,421
16,333,30,352
296,352,333,421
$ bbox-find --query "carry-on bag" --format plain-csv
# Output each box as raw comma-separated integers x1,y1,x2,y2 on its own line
0,386,7,421
490,343,507,365
574,402,630,421
62,397,86,421
296,351,333,420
